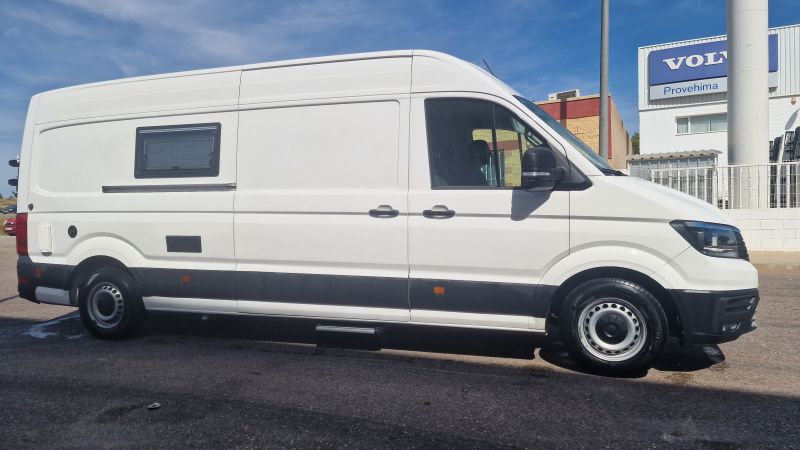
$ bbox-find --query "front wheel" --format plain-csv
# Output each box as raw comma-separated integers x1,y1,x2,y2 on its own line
78,267,147,339
559,278,668,375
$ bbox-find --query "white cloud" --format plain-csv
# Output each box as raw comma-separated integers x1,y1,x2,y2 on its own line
50,0,396,64
3,5,94,37
54,0,254,60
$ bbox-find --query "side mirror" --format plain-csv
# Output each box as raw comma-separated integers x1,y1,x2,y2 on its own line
7,178,17,187
521,147,565,192
8,159,18,168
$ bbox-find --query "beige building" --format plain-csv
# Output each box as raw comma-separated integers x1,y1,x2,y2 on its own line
536,94,633,169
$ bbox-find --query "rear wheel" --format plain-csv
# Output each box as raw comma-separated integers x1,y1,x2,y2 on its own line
78,267,147,339
559,278,668,375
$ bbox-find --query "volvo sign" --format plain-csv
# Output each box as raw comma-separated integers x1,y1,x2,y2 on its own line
648,34,778,100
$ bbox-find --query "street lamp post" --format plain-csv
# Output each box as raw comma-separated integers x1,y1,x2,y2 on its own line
599,0,609,161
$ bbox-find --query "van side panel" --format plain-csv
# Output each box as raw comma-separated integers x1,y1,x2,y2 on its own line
234,99,410,321
25,112,238,277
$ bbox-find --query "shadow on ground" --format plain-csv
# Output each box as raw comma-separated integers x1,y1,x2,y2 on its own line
135,311,725,377
538,339,724,378
9,309,726,378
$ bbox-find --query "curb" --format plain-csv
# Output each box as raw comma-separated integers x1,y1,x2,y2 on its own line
753,263,800,270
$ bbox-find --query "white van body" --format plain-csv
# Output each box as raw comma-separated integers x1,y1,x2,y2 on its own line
15,50,758,373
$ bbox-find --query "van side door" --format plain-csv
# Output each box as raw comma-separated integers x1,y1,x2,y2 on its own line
407,95,570,331
234,99,410,322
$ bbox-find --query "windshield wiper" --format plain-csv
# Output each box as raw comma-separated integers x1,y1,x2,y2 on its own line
599,167,626,176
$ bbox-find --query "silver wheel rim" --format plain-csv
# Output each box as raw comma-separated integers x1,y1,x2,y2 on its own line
87,282,125,329
577,298,647,362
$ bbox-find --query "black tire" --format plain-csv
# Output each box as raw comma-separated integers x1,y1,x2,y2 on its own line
559,278,668,375
78,267,147,340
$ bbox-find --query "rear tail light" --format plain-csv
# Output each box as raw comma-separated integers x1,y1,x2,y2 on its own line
16,212,27,256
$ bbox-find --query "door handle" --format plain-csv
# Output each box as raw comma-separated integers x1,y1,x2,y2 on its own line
422,205,455,219
369,205,399,218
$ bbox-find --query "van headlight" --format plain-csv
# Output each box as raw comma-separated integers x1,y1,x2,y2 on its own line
670,221,744,259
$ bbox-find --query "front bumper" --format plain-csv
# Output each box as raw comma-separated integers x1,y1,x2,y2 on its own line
670,288,759,344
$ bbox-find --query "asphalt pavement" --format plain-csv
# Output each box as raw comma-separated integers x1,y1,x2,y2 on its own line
0,236,798,449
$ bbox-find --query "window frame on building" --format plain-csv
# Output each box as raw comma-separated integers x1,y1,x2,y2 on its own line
676,114,727,136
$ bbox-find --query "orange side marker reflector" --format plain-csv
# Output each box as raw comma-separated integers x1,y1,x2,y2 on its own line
34,268,43,278
433,286,445,296
181,274,191,284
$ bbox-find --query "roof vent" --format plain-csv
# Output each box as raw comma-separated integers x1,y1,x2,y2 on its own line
548,89,581,101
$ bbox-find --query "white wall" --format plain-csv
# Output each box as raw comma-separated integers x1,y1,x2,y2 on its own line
640,96,800,163
724,208,800,251
639,102,728,158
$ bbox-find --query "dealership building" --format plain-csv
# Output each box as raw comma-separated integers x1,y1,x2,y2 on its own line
635,24,800,252
636,24,800,168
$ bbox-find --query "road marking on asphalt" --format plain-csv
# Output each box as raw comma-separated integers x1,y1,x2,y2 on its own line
23,312,80,339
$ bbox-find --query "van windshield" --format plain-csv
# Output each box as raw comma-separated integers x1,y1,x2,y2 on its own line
514,95,615,173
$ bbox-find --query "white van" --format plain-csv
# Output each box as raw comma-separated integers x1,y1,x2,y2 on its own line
13,50,758,374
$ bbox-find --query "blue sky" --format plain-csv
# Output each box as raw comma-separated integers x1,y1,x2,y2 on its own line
0,0,798,194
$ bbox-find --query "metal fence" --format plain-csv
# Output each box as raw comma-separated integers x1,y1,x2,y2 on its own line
628,152,719,180
647,162,800,209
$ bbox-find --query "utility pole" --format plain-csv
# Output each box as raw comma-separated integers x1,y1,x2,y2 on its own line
727,0,769,165
727,0,769,208
599,0,609,161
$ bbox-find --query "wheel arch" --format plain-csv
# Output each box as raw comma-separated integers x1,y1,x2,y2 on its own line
68,255,131,306
544,267,682,338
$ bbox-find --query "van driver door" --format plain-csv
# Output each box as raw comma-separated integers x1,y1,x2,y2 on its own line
407,95,570,331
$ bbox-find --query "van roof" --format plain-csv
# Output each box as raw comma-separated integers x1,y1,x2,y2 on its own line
32,50,514,126
42,50,420,94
